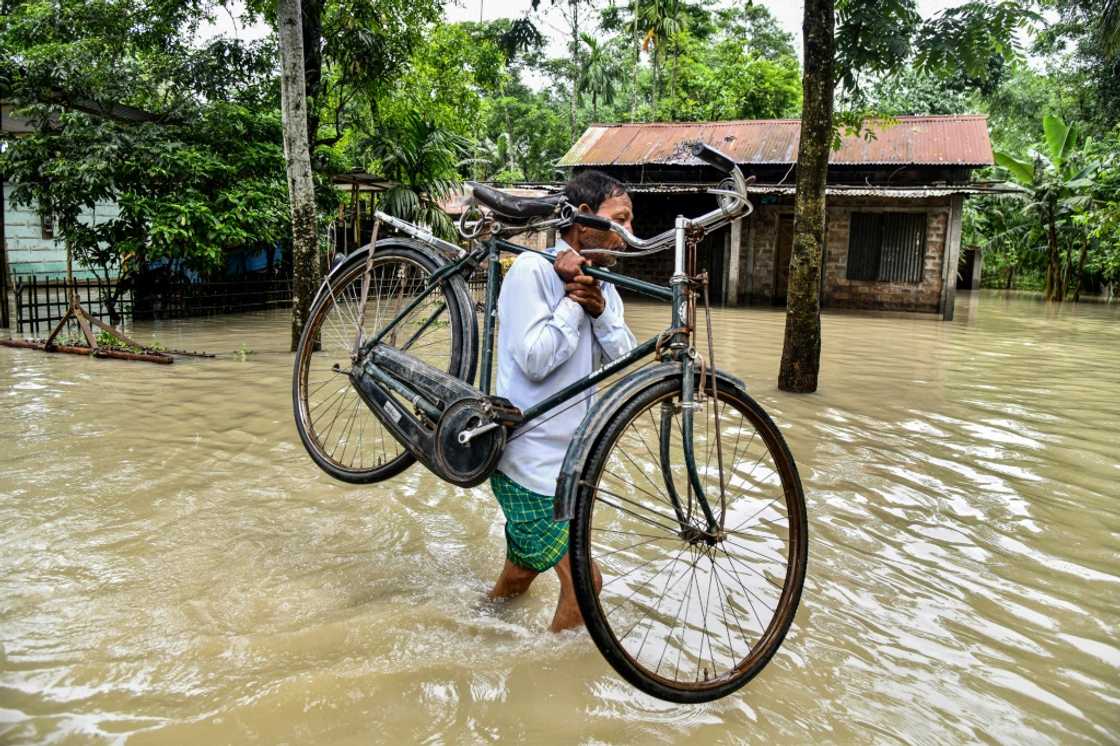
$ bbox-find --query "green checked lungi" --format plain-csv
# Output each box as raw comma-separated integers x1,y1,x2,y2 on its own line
489,470,569,572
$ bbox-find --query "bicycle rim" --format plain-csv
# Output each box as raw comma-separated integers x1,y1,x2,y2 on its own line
293,245,471,482
571,377,807,703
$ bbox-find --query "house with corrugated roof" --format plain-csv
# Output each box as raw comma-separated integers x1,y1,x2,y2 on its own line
559,115,1008,320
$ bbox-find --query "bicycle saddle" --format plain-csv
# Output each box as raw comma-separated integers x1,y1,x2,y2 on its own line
467,182,565,220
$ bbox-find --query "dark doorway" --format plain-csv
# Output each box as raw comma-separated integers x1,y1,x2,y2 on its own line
773,214,794,304
957,247,982,290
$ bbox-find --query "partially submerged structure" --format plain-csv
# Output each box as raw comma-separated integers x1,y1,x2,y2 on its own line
559,115,1006,320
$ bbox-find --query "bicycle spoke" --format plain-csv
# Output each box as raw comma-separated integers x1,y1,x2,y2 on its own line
297,251,464,477
617,542,690,646
586,484,683,535
591,526,675,542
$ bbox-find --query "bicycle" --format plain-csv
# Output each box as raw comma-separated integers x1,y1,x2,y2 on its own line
292,144,807,704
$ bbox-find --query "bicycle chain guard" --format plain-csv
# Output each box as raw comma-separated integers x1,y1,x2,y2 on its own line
350,344,519,487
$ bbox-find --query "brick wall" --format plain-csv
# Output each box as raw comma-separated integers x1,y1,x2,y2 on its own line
822,196,949,313
746,206,782,304
741,195,951,314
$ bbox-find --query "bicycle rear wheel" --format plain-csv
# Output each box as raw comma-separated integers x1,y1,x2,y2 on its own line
293,240,477,483
569,375,807,703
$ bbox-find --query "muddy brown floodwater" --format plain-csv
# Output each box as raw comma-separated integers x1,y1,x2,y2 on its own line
1,291,1118,744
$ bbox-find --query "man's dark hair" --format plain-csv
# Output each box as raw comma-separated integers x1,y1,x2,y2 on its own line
564,169,626,212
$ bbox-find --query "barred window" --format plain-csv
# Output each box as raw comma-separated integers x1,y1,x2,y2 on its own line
846,212,927,283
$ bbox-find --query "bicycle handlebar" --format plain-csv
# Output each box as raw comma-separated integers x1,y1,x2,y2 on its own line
575,144,754,259
691,142,737,175
455,144,754,257
571,213,614,231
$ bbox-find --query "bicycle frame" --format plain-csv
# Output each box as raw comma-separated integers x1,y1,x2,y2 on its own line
357,216,725,537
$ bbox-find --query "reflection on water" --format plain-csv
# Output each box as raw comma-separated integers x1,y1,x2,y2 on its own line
1,291,1118,744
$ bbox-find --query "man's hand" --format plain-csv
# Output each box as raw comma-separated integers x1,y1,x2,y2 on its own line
555,248,589,282
565,275,605,318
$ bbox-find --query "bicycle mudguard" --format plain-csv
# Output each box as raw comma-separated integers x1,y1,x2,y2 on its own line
552,363,746,521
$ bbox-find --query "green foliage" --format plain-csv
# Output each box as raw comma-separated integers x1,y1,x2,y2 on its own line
359,112,469,240
986,113,1110,298
1079,128,1120,283
661,29,801,122
835,0,922,92
94,329,164,352
863,67,974,116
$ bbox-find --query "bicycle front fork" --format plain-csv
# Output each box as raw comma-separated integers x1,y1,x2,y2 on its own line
659,218,723,542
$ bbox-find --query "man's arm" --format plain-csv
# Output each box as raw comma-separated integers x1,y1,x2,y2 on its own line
589,284,636,362
500,258,584,382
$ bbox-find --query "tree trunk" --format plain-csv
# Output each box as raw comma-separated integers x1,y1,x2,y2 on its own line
279,0,320,352
502,90,519,176
301,0,323,152
1073,237,1089,302
669,43,677,119
778,0,834,394
1063,238,1075,300
1045,203,1061,302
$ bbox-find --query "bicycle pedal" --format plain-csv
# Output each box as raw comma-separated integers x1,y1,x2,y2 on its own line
486,396,524,426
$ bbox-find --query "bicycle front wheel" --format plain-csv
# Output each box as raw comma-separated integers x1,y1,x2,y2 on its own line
293,240,478,483
569,375,807,703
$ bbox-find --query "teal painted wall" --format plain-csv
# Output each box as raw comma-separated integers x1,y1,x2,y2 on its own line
3,184,119,280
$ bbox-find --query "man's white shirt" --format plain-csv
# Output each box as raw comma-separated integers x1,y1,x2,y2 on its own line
494,239,637,496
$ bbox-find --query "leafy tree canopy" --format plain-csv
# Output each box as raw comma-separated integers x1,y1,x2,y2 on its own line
0,0,289,302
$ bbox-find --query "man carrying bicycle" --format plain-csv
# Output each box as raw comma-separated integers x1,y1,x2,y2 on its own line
487,170,637,632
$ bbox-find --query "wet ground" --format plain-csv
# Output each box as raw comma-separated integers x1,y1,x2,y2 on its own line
1,291,1118,744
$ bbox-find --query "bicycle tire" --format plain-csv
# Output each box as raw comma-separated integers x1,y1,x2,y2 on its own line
292,239,478,483
569,374,807,703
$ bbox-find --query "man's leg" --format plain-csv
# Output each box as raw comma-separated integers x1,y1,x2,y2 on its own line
488,471,553,601
488,558,538,599
550,554,602,632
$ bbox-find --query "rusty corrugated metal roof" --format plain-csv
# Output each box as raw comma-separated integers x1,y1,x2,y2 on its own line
559,116,994,168
623,183,1017,197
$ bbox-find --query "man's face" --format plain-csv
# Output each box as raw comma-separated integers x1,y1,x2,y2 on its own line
578,192,633,259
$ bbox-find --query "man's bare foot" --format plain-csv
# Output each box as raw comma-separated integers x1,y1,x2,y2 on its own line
488,559,538,599
549,556,602,632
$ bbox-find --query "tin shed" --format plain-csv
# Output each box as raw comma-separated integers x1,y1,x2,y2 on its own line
559,115,1004,320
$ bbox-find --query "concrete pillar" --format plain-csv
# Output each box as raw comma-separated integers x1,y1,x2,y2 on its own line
941,195,964,321
726,218,742,306
744,217,755,304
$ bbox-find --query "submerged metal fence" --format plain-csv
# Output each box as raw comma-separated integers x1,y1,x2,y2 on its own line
12,274,293,337
13,276,132,337
131,276,292,320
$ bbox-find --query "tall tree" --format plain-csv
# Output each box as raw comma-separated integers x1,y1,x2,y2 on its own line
578,33,619,120
278,0,319,351
777,0,1034,392
778,0,834,393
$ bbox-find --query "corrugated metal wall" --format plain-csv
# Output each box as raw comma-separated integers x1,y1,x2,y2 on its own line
880,213,927,282
846,212,927,283
847,213,881,281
